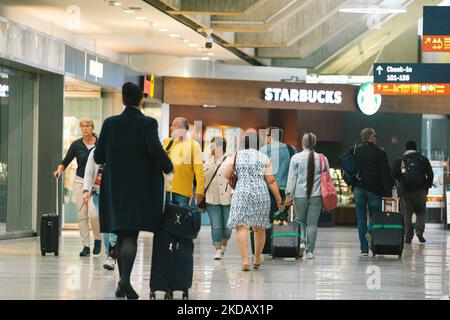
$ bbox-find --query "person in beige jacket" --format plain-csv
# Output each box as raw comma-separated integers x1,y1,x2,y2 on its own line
204,137,233,260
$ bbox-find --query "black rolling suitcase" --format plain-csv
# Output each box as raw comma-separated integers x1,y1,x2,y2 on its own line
371,208,404,258
271,222,300,259
271,206,300,259
40,178,60,256
150,230,193,300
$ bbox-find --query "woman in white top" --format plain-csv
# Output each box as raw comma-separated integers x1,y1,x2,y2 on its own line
285,133,329,259
83,148,117,271
204,137,233,260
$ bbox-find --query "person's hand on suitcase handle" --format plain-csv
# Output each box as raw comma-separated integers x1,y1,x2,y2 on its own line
53,165,65,178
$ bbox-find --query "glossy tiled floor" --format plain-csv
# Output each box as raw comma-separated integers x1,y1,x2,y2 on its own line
0,227,450,300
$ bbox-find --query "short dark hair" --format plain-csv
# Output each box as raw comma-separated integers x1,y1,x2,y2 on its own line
406,140,417,151
211,136,227,153
243,130,258,150
267,127,283,142
122,82,143,107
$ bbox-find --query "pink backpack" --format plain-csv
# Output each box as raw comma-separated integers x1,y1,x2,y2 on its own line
319,154,338,211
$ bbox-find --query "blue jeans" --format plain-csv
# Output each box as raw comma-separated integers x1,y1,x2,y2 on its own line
354,186,382,253
166,192,191,206
293,197,322,254
206,204,232,245
92,193,117,254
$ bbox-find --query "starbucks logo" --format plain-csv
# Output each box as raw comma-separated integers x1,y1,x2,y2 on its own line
357,82,382,115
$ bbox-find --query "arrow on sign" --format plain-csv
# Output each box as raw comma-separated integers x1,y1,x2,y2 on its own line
376,66,383,76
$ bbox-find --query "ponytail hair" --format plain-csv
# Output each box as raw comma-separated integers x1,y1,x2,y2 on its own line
302,133,317,198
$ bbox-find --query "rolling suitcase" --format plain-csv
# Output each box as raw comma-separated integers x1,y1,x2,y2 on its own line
271,206,300,259
371,199,404,258
150,230,193,300
40,178,60,256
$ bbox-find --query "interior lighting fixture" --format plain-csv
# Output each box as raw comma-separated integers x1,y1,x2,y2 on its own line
169,33,180,38
182,39,189,42
207,52,214,56
201,57,210,61
189,43,199,47
339,4,406,14
109,1,122,6
123,8,135,14
136,16,147,21
158,28,169,32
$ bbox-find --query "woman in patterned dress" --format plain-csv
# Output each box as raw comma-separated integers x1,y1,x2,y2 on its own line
224,130,284,271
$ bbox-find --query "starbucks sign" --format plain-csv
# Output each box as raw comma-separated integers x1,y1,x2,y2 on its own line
357,82,382,115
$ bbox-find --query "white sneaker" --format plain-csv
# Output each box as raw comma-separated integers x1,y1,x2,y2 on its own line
220,246,226,258
103,256,115,271
299,243,306,258
306,252,315,259
214,249,223,260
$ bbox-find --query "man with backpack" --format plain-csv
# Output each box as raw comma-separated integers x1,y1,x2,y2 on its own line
340,128,394,256
392,141,433,244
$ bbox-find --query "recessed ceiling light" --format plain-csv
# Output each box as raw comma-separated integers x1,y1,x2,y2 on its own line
158,28,169,32
189,43,199,47
207,52,214,56
150,22,158,27
136,16,147,21
169,33,180,38
201,57,210,61
339,5,406,14
109,1,122,6
197,48,204,51
123,8,135,14
182,39,189,43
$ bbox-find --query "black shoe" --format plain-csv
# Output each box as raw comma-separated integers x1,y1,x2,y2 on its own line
79,246,90,257
93,240,102,256
115,281,139,300
416,234,426,243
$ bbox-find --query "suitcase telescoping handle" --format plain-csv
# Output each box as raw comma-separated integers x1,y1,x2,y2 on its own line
55,177,59,216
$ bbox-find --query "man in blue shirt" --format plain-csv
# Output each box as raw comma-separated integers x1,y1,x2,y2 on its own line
260,127,297,221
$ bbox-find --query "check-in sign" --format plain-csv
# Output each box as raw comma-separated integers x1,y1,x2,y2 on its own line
373,63,450,95
422,6,450,52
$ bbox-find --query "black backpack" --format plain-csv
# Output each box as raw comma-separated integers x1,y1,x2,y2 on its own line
401,154,425,188
339,144,361,186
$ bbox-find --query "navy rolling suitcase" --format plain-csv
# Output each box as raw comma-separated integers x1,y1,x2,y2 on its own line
371,211,404,258
40,178,60,256
150,230,193,300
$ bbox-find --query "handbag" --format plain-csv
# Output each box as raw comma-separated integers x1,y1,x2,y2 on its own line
163,193,201,240
227,153,238,190
198,156,226,211
319,153,338,211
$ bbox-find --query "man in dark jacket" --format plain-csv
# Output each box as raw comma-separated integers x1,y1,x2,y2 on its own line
344,128,394,257
392,140,433,244
94,82,173,299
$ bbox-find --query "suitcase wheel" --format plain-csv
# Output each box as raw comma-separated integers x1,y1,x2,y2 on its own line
164,292,173,300
150,292,156,300
41,250,46,256
182,291,189,300
54,252,59,257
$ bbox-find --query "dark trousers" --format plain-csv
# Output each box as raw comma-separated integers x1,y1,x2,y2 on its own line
400,189,427,240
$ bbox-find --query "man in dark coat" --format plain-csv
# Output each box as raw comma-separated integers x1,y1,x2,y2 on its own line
343,128,394,257
392,140,433,244
94,82,173,299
